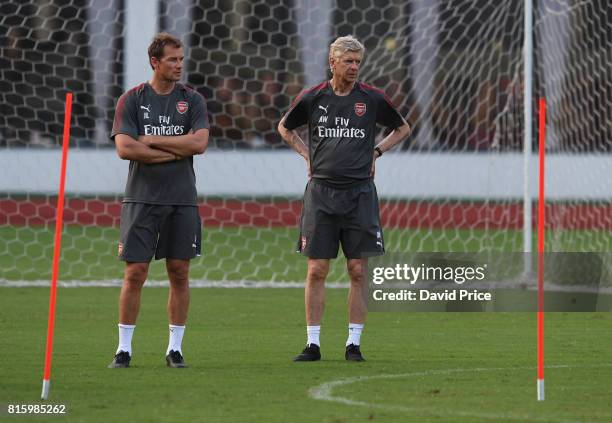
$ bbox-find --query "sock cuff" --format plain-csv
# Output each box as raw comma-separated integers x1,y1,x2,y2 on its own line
169,324,185,329
306,325,321,331
118,323,135,329
348,323,364,329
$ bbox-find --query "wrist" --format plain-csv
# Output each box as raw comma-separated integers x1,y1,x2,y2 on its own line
375,146,383,158
142,135,153,147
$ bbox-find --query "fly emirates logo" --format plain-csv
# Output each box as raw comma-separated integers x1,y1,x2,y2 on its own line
144,115,185,136
316,117,365,139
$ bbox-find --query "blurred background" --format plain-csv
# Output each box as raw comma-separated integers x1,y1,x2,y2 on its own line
1,0,611,151
0,0,610,283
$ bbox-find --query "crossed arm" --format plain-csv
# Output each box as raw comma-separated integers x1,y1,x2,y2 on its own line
115,128,209,164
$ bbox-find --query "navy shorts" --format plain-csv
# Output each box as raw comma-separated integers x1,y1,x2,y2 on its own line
118,203,201,262
297,179,384,259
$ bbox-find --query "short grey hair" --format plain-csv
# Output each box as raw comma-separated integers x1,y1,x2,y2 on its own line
329,35,365,60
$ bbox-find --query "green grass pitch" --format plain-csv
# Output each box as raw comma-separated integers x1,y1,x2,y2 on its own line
2,288,612,422
2,226,612,421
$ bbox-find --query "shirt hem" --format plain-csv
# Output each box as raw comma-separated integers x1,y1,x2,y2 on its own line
122,199,198,206
310,177,372,189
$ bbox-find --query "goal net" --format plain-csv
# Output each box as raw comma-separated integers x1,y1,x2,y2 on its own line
0,0,610,284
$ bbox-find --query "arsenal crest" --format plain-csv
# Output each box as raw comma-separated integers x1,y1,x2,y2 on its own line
176,101,188,114
354,102,366,117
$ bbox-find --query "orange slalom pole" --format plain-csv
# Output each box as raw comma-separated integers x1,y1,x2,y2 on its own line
537,97,546,401
41,92,72,400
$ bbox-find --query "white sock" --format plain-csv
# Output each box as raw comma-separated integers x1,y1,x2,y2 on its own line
346,323,364,346
306,325,320,346
117,323,135,355
166,325,185,355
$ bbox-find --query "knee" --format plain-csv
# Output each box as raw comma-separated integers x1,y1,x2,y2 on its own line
347,260,365,286
167,262,189,285
125,263,148,286
307,263,328,285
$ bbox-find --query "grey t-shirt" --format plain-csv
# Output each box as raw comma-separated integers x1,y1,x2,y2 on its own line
111,82,209,205
283,81,405,187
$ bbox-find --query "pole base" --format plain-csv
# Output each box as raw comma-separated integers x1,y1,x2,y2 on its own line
537,378,545,401
41,379,50,400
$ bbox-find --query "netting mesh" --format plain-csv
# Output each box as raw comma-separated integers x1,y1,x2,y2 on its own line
0,0,610,283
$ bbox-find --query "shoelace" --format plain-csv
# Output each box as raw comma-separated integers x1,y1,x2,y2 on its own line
169,351,183,362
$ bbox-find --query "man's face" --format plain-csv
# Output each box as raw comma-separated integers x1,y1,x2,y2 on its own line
330,50,362,83
152,45,184,82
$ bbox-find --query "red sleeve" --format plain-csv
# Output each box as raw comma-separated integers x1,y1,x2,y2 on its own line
110,91,139,141
283,90,310,130
375,92,405,130
190,91,210,131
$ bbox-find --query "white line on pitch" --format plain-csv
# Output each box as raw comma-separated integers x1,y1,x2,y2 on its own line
309,364,612,423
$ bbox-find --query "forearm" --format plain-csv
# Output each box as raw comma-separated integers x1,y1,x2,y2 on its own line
278,123,308,159
283,131,309,159
375,122,412,154
117,139,177,164
141,131,208,157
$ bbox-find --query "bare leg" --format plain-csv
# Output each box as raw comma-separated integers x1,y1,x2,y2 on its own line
347,258,367,324
305,259,330,325
166,259,190,325
119,262,149,324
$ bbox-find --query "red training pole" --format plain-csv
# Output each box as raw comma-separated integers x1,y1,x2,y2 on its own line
537,97,546,401
41,92,72,400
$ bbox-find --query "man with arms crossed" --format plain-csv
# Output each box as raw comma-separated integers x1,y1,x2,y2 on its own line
278,35,411,361
108,32,209,368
